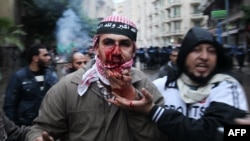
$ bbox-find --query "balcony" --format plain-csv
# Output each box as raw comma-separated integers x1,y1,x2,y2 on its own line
163,30,183,36
152,0,159,2
169,15,182,22
161,31,171,37
152,21,160,27
190,12,204,20
163,17,172,23
164,4,171,10
152,9,159,15
169,0,182,7
170,30,183,36
190,0,201,6
97,0,105,5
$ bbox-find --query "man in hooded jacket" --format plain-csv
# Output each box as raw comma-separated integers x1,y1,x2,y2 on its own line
109,27,249,141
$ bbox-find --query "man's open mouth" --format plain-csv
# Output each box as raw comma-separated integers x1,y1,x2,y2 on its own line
104,62,123,69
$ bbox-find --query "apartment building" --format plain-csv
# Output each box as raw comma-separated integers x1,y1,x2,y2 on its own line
81,0,114,20
0,0,22,24
200,0,250,47
114,0,208,48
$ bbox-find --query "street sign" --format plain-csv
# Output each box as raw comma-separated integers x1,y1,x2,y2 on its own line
211,10,227,20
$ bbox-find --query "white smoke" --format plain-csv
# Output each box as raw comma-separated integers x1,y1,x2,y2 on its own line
56,8,90,56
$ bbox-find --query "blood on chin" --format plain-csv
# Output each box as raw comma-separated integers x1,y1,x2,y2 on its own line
104,63,131,77
103,63,122,77
103,57,133,76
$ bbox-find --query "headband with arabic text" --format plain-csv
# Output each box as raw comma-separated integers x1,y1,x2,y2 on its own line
96,21,138,41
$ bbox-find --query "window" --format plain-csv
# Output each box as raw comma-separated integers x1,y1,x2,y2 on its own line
193,5,200,14
173,6,181,17
174,21,181,31
193,21,201,27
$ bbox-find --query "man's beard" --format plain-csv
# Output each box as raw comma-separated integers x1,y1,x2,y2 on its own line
38,59,48,70
68,67,77,73
184,69,215,86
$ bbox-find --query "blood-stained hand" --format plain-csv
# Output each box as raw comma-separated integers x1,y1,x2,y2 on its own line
108,88,155,114
106,69,136,100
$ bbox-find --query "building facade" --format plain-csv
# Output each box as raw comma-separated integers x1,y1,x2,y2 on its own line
81,0,114,20
200,0,250,48
114,0,208,48
0,0,22,24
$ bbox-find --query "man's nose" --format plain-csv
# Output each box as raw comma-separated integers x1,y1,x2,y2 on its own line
48,55,52,60
113,43,121,54
199,50,208,60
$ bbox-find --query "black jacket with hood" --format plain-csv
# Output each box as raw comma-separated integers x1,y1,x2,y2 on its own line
149,27,249,141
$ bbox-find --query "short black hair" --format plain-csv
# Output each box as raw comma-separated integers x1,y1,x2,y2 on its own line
26,44,47,64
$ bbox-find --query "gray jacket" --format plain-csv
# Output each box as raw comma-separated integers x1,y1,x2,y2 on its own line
0,109,29,141
26,62,167,141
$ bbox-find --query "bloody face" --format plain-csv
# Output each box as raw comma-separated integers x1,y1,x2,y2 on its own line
95,34,135,73
104,40,125,68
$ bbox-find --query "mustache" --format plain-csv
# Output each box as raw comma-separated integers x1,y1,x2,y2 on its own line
109,56,123,61
106,54,124,63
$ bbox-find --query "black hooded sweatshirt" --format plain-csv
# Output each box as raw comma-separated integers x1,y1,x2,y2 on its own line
149,27,248,141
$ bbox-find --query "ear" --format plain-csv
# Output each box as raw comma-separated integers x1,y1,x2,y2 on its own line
94,44,99,56
132,52,135,58
132,44,136,57
33,55,39,62
67,63,72,69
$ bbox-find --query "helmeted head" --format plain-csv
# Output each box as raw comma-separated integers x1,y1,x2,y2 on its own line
177,27,231,84
93,15,138,74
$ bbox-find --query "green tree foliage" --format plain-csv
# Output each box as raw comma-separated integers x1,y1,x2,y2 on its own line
22,0,68,45
22,0,98,46
0,17,26,51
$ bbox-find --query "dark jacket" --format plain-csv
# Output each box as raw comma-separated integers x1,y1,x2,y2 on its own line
0,109,29,141
154,27,248,141
3,66,58,126
158,61,178,79
148,102,248,141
